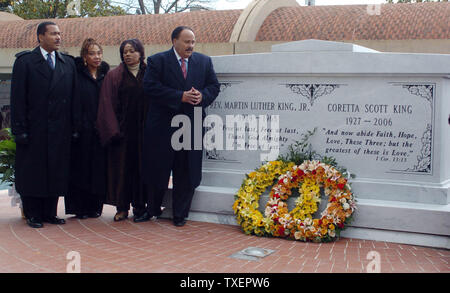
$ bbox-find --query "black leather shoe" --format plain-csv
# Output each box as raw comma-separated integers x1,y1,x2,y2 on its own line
133,211,151,223
173,218,187,227
43,216,66,225
26,217,43,228
114,211,128,222
88,212,101,218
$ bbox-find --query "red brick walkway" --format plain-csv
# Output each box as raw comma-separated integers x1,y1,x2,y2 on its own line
0,191,448,273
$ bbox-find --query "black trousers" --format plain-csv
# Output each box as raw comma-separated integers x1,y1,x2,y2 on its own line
148,150,195,220
65,187,103,216
21,195,59,220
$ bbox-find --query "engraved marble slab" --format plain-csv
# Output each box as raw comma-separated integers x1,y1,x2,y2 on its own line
204,77,436,182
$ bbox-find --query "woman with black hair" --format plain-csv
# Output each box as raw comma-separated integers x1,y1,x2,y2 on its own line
96,39,149,221
65,38,109,219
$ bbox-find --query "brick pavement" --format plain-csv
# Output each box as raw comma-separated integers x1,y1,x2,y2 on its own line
0,190,448,273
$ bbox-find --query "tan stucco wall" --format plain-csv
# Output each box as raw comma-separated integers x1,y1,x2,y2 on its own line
1,39,448,74
0,42,236,73
353,39,450,54
233,40,450,55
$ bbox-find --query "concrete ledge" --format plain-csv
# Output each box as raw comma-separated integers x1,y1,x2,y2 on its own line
160,208,450,249
340,227,450,249
203,169,450,205
160,186,450,249
351,198,450,236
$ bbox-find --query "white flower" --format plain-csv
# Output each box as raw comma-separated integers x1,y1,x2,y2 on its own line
340,198,347,204
343,203,350,210
264,207,272,217
304,217,312,226
267,197,279,206
279,201,287,209
328,230,336,237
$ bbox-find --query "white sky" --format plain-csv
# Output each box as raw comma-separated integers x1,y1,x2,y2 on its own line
214,0,387,10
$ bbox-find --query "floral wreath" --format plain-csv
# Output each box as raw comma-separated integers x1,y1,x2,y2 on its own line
232,160,294,237
233,159,356,242
264,160,356,242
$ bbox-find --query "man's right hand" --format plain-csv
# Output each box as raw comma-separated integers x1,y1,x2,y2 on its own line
181,87,201,105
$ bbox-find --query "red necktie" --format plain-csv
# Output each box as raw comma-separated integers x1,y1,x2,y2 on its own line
180,58,187,79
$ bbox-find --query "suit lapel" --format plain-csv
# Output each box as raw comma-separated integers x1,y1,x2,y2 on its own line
185,53,196,87
48,51,66,93
167,49,187,88
31,47,52,80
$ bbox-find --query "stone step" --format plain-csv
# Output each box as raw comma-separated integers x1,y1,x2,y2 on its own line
160,186,450,248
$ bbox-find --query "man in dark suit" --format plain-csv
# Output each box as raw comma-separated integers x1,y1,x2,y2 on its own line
10,22,79,228
141,26,220,226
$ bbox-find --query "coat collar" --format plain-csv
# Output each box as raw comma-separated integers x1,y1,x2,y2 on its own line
74,57,110,83
167,47,197,88
31,46,68,93
32,46,67,63
31,47,52,80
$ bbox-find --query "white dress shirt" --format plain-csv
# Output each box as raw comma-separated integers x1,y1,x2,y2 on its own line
40,46,56,67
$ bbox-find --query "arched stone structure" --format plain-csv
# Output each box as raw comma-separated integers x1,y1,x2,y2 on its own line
0,12,23,21
229,0,299,43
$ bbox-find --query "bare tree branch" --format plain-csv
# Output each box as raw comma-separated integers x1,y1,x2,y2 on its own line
131,0,215,14
138,0,147,13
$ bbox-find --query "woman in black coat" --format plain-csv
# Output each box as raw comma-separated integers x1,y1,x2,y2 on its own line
96,39,149,222
65,38,109,219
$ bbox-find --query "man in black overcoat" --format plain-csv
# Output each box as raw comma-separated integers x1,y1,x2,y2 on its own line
141,26,220,226
10,22,79,228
